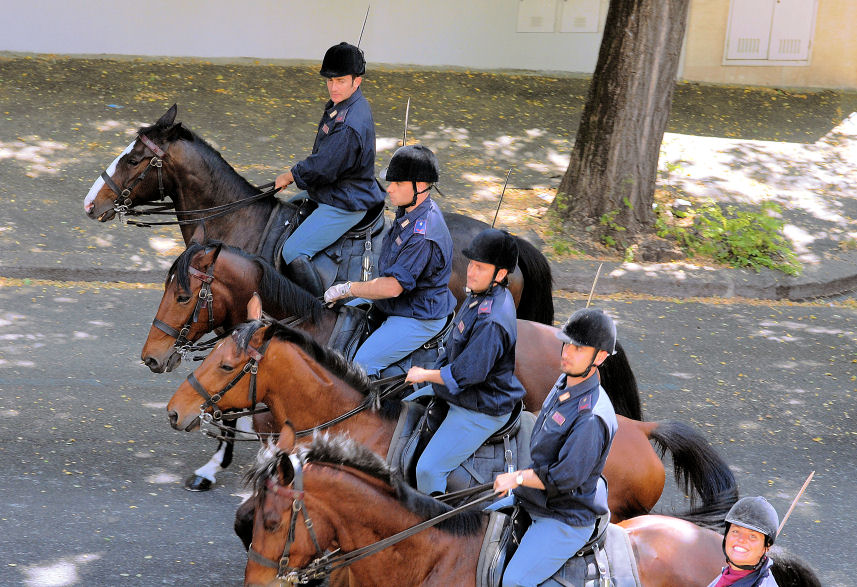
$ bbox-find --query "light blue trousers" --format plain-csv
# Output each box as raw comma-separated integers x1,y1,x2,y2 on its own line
353,314,447,378
415,401,509,495
502,515,595,587
281,194,365,264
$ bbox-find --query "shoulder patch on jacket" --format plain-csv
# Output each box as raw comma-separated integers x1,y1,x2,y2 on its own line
551,411,566,426
478,299,493,314
578,394,592,412
414,218,426,235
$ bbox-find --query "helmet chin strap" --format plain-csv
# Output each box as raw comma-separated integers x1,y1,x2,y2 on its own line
400,182,432,211
562,347,600,379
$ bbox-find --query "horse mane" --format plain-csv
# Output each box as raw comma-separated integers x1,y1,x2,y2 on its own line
231,320,400,421
246,434,483,537
138,119,259,199
166,240,324,323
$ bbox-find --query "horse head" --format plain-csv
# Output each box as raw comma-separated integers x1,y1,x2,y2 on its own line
141,240,232,373
84,104,192,221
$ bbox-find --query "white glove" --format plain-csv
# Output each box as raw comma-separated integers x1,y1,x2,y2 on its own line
324,281,352,304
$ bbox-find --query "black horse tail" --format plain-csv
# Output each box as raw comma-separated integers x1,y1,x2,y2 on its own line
513,236,554,325
649,420,739,529
769,546,822,587
598,340,642,421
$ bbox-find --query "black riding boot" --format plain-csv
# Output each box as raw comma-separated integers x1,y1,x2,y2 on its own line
286,255,325,297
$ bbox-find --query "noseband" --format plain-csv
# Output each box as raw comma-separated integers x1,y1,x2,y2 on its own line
248,455,331,584
152,246,222,356
186,329,270,421
101,133,169,216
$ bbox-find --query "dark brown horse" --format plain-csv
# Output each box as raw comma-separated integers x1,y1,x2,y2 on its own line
141,240,641,420
242,434,819,587
167,310,738,523
83,104,554,325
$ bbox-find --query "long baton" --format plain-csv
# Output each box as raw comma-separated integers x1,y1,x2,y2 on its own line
357,5,371,48
491,167,513,228
777,470,814,535
586,263,604,308
402,97,410,147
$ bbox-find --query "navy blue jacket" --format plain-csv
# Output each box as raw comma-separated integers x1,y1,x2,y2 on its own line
432,286,525,416
373,197,456,320
706,557,778,587
514,374,617,527
291,87,384,211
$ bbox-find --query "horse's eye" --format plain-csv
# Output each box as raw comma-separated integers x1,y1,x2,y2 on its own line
177,295,191,304
127,158,141,166
221,364,235,373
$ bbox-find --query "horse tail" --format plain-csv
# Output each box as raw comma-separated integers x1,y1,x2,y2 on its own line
513,236,554,325
648,420,739,527
598,340,643,421
768,546,822,587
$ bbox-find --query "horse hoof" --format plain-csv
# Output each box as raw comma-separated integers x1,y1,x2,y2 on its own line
184,475,214,492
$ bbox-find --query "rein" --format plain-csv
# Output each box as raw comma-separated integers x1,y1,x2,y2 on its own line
248,457,496,584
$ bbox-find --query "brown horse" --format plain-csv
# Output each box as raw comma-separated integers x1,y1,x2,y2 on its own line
83,104,554,324
167,309,738,522
242,434,819,587
142,240,641,420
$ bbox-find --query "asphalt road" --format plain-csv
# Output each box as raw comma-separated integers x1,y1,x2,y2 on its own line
1,283,853,586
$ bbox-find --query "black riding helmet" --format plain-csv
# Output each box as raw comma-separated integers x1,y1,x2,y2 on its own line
556,308,617,355
319,42,366,78
722,496,779,571
462,228,518,274
380,145,439,208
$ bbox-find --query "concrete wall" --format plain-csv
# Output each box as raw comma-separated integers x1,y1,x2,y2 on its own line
682,0,857,89
0,0,609,73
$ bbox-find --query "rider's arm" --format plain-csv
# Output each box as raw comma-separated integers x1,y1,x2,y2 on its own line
291,126,361,189
405,366,444,385
493,468,546,496
349,277,403,300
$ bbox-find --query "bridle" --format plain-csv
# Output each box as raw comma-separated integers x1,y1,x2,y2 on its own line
246,455,497,585
152,245,225,358
100,133,170,217
247,454,331,584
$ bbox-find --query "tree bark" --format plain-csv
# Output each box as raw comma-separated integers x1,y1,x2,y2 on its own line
551,0,690,243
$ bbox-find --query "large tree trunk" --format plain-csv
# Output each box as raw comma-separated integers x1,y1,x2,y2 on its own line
551,0,690,244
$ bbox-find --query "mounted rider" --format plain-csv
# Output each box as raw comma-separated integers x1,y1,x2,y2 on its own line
493,307,619,587
707,496,780,587
324,144,457,378
404,228,527,495
275,42,384,296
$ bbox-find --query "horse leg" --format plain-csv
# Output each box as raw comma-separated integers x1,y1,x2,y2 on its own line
184,429,236,491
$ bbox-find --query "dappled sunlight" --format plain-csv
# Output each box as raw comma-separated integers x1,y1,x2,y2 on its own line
667,371,696,380
376,136,400,153
659,112,857,257
0,137,70,177
21,553,102,587
149,236,183,257
145,472,183,484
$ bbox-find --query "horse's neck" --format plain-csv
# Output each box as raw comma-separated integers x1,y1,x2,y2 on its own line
306,472,483,586
259,346,397,455
172,143,274,251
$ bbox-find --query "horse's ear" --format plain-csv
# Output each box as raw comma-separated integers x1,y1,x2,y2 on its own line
247,293,263,321
189,222,206,245
156,104,178,128
276,421,297,453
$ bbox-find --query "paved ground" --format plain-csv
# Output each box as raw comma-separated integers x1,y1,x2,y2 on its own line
1,54,856,300
1,55,856,586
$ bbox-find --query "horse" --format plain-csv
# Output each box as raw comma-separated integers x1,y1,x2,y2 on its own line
146,240,640,492
242,434,820,587
83,104,554,325
166,309,739,523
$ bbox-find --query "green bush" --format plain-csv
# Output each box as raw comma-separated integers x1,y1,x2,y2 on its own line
656,201,801,275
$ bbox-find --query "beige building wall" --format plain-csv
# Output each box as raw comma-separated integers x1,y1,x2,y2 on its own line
682,0,857,89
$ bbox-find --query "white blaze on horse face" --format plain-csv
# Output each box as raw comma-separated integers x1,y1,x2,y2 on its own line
84,140,137,212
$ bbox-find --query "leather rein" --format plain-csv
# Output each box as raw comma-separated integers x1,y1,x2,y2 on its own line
99,133,277,226
247,455,496,584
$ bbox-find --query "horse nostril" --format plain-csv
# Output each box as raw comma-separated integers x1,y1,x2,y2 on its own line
142,356,163,372
168,411,179,429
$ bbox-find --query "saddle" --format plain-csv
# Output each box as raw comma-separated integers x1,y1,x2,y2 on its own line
476,508,642,587
386,398,535,499
258,194,388,292
322,303,455,380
